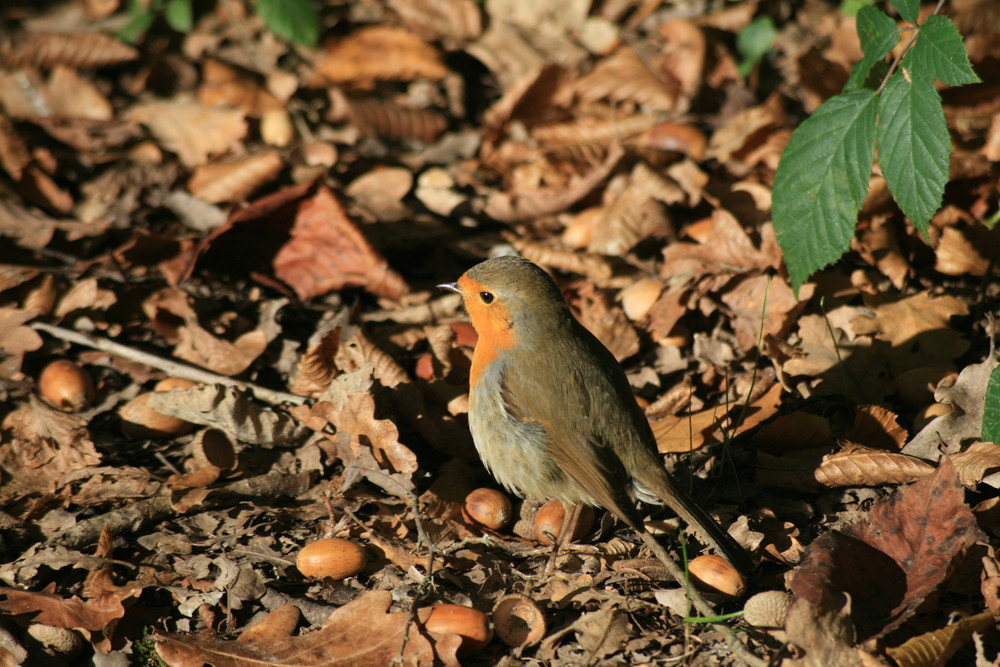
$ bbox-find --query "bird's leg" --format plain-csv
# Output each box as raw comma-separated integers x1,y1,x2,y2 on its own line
543,501,581,575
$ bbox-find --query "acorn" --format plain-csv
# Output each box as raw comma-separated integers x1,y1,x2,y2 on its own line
462,488,513,531
296,538,367,580
688,554,745,598
38,360,95,411
450,322,478,348
415,352,435,381
533,500,595,545
423,604,492,657
743,591,793,628
119,378,199,439
620,278,664,321
492,594,546,648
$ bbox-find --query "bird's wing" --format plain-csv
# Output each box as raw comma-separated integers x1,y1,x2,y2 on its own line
500,364,640,527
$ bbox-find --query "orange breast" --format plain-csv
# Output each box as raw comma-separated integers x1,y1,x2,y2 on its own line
458,274,516,386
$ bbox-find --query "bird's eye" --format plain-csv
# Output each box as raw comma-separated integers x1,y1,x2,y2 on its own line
479,291,494,305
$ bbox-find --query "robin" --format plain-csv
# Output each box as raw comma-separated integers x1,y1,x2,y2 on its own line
440,255,752,575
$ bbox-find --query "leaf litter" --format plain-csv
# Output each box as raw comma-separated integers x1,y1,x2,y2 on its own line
0,0,999,665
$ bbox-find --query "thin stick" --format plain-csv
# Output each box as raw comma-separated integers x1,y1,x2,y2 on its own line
31,322,306,406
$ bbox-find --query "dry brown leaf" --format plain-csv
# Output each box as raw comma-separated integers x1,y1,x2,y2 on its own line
166,465,222,491
719,272,806,353
190,182,408,300
145,385,308,445
884,610,995,667
344,97,448,143
569,45,681,111
782,312,894,403
752,410,833,451
950,441,1000,488
187,151,283,204
588,162,677,255
0,585,130,652
0,396,102,497
315,26,448,86
329,392,418,476
0,31,138,69
661,209,782,281
197,58,283,115
570,282,639,361
54,278,117,317
155,590,462,666
706,95,787,164
43,66,113,121
0,307,44,379
814,446,933,487
933,224,997,276
334,330,476,459
290,328,341,398
842,405,908,451
851,292,969,374
127,101,247,167
531,114,658,148
385,0,483,45
783,592,880,667
903,354,999,460
345,166,414,222
274,185,408,300
506,236,614,281
0,115,30,180
484,143,624,222
652,383,782,453
16,163,74,213
175,325,266,377
855,215,909,289
790,458,983,639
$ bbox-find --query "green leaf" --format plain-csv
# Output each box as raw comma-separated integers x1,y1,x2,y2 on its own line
164,0,193,33
117,9,156,44
255,0,319,47
876,72,949,238
846,6,899,91
890,0,919,24
983,365,1000,444
909,15,980,86
773,90,878,291
737,17,776,76
839,0,876,19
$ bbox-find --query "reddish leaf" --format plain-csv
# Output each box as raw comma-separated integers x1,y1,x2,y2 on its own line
790,458,983,639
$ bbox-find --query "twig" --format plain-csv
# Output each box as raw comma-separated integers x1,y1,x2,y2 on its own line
31,322,306,406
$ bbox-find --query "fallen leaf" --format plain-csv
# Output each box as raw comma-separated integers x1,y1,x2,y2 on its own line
155,589,461,666
790,458,983,639
903,354,999,460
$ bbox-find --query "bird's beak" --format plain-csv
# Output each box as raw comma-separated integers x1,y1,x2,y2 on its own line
438,282,462,294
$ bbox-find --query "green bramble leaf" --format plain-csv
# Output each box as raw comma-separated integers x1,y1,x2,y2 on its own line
909,15,981,86
876,71,949,238
255,0,319,48
737,17,776,76
984,365,1000,445
117,0,157,44
890,0,919,24
845,6,898,91
773,89,878,291
164,0,193,33
839,0,876,19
